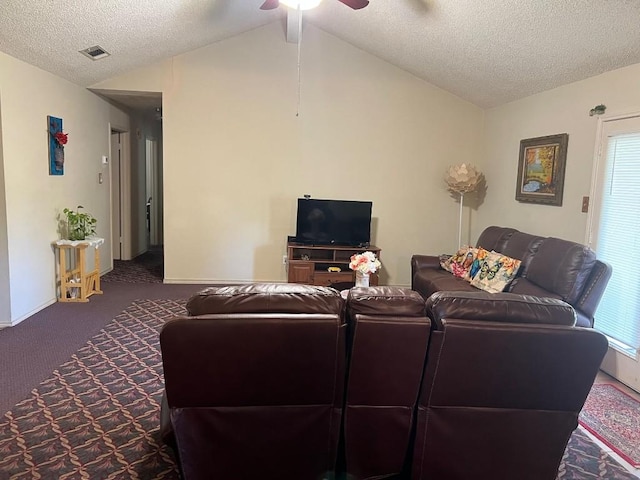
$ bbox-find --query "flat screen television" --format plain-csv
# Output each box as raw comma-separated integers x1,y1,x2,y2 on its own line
295,198,372,247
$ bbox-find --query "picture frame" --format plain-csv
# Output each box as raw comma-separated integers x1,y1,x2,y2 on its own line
48,115,64,176
515,133,568,206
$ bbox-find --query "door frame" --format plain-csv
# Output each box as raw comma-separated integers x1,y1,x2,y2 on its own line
586,110,640,392
109,126,133,261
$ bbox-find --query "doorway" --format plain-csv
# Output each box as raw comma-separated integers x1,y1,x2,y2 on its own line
145,138,161,247
109,129,134,261
588,113,640,392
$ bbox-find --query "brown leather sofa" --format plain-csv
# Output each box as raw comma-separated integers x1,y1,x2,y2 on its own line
411,291,608,480
159,284,346,480
411,225,612,327
160,283,607,480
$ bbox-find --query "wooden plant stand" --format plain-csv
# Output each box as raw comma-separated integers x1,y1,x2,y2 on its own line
53,237,104,302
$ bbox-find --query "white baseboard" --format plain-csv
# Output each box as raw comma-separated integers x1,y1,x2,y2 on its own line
6,297,57,327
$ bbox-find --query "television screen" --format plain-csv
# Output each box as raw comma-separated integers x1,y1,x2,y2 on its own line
295,198,372,246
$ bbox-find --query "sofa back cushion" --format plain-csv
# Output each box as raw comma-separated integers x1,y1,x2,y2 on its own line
500,232,544,277
512,238,596,304
161,312,345,480
411,318,608,480
476,226,517,252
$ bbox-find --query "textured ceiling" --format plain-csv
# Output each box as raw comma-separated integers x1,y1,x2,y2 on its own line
1,0,640,109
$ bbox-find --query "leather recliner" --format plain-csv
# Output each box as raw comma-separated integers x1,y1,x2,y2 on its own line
159,284,346,480
341,287,431,479
160,284,608,480
411,291,609,480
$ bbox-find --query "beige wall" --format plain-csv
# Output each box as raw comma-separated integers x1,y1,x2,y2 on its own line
476,63,640,244
94,22,484,286
0,51,129,326
0,95,10,324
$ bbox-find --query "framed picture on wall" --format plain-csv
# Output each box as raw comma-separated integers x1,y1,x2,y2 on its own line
515,133,568,206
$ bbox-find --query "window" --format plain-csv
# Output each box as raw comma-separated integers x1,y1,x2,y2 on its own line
594,131,640,354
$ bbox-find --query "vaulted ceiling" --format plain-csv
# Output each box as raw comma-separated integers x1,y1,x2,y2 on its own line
2,0,640,109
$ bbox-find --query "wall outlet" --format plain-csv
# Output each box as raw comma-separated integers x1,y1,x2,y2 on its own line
282,255,288,265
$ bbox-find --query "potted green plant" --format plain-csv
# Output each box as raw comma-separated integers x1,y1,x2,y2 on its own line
63,205,97,241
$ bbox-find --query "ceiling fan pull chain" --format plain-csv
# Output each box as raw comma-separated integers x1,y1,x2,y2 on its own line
296,5,302,117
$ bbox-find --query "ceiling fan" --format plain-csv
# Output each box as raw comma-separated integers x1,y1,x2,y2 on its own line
260,0,369,10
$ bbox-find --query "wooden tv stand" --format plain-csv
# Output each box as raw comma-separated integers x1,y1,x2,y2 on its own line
287,241,381,288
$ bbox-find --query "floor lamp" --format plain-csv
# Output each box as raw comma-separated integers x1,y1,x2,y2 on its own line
444,163,484,248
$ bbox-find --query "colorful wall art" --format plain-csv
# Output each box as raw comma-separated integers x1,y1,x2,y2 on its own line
48,116,67,176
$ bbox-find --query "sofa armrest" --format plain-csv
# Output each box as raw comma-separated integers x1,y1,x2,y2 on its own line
411,255,442,288
575,260,613,327
425,290,577,328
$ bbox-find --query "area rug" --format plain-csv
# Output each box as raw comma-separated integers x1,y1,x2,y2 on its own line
0,299,637,479
579,383,640,468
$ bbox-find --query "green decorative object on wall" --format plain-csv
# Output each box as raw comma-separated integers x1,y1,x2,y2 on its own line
48,116,67,176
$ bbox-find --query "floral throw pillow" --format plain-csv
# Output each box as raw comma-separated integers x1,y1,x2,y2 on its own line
440,246,479,281
470,249,522,293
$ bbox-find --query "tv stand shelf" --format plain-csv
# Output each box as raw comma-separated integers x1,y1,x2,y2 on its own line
287,242,381,288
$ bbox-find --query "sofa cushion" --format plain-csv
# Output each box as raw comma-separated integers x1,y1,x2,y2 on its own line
412,268,480,300
507,277,563,300
469,250,521,293
186,283,344,316
522,238,596,304
425,291,577,327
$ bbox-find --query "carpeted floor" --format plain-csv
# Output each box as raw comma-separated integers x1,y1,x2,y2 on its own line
1,297,638,479
0,299,182,478
101,248,164,284
580,383,640,468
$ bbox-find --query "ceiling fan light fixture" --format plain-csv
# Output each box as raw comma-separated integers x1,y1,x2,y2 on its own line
280,0,323,10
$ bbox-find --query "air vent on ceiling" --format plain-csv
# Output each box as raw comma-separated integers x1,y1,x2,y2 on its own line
79,45,110,61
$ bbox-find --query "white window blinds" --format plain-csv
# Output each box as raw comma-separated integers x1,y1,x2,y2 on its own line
594,132,640,351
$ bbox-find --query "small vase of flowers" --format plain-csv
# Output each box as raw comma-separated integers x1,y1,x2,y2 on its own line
349,251,381,287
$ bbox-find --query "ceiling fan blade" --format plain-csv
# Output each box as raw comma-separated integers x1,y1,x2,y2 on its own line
260,0,280,10
338,0,369,9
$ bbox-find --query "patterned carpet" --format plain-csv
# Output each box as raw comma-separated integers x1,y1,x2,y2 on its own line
0,299,637,479
0,299,183,479
580,383,640,468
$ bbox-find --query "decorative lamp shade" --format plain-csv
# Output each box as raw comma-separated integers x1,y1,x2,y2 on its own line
444,163,484,194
